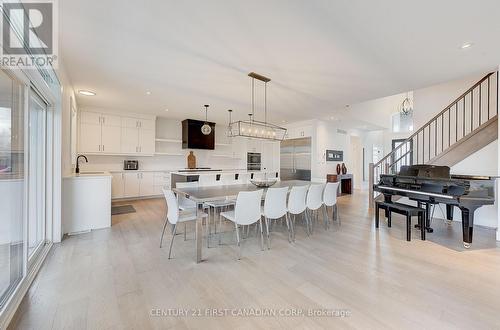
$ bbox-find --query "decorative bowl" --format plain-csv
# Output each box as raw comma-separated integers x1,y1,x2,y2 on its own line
250,178,278,188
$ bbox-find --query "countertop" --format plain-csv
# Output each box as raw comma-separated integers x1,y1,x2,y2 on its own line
63,171,112,179
171,170,268,176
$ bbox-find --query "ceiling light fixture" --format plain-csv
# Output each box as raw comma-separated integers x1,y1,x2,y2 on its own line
201,104,212,135
164,109,169,112
461,42,473,49
228,72,287,141
78,90,96,96
146,91,152,95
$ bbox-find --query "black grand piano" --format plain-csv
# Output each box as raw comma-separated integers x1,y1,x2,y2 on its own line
374,164,495,248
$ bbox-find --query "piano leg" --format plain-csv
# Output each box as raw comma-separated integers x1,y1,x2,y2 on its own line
459,207,477,249
446,204,454,225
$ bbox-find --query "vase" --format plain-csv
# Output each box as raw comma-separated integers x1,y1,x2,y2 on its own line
341,163,347,175
187,151,196,169
336,164,341,175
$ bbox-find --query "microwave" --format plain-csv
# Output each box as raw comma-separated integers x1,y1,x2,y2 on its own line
247,152,261,171
124,160,139,170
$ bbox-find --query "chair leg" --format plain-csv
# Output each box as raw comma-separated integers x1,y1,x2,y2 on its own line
285,213,295,243
265,217,271,250
206,207,211,248
335,204,341,226
259,219,265,251
304,210,312,235
168,224,177,259
289,213,295,242
322,205,328,230
160,216,169,248
285,214,292,243
234,222,241,260
184,223,187,241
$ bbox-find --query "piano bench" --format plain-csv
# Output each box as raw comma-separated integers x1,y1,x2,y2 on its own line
375,201,426,241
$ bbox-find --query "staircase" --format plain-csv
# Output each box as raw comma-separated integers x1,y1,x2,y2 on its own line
369,71,498,205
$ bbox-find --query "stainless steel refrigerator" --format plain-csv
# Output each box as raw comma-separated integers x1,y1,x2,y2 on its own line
280,137,312,181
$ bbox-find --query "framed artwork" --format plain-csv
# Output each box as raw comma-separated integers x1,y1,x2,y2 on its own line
326,150,343,161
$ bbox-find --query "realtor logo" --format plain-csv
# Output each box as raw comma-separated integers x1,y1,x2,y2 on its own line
0,0,58,68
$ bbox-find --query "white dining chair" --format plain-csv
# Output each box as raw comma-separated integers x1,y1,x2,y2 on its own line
323,182,341,228
287,185,310,237
262,187,292,248
160,189,208,259
175,181,198,210
306,184,326,233
198,174,218,187
220,189,264,259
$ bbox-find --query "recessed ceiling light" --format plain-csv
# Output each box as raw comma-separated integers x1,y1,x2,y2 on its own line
461,42,473,49
164,109,169,112
146,91,152,95
78,90,96,96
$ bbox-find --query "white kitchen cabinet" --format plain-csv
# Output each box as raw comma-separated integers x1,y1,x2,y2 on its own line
79,111,156,156
138,128,155,154
247,139,263,153
111,173,124,198
121,127,139,154
79,111,122,154
101,125,122,153
123,172,140,198
139,172,155,196
284,125,312,140
79,122,101,153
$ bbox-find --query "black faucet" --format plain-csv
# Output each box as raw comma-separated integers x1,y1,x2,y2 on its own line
76,155,88,174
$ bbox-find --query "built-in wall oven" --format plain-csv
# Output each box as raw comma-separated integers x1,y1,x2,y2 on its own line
247,152,261,171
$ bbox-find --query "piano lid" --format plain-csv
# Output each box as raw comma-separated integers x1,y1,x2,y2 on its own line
399,165,450,179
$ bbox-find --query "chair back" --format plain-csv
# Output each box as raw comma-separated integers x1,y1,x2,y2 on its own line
198,174,217,187
234,189,264,225
263,187,288,219
162,188,179,224
288,185,308,214
175,181,198,208
323,182,340,206
306,184,325,210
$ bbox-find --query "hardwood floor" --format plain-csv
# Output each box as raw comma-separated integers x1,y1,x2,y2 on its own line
9,191,500,329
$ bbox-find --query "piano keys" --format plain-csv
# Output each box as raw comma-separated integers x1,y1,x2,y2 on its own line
373,165,495,248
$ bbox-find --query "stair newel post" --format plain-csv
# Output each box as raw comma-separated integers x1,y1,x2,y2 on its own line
369,162,374,207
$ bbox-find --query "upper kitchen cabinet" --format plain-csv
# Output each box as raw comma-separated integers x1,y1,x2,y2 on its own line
79,110,155,156
79,111,121,153
120,116,155,155
284,124,313,140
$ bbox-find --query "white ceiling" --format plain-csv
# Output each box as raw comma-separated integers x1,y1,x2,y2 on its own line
60,0,500,126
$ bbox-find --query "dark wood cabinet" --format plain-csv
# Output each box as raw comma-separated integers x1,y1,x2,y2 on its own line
326,174,353,195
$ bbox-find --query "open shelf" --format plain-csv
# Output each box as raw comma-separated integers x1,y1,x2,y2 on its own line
155,138,182,143
154,152,184,156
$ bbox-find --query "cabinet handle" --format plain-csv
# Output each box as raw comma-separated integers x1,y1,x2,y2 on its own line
102,117,105,125
102,145,104,151
99,145,101,151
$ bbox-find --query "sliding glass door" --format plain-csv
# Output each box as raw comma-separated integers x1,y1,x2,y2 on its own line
27,91,47,260
0,73,49,309
0,71,25,307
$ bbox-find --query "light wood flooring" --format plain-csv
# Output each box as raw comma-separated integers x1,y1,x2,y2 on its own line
8,191,500,329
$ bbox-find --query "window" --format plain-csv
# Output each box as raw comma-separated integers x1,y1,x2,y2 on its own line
0,72,25,308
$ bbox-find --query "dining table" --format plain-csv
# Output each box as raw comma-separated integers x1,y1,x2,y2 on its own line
172,180,311,263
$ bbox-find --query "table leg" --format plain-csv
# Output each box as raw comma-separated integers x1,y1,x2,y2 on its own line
196,202,202,263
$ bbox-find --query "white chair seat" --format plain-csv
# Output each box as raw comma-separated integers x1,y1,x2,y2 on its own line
204,199,235,208
178,209,208,222
219,210,236,222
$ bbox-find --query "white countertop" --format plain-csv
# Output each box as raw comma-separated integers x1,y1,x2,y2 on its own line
109,169,176,173
171,170,268,176
63,171,112,179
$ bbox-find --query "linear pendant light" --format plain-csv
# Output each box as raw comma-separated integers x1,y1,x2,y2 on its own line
228,72,287,141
